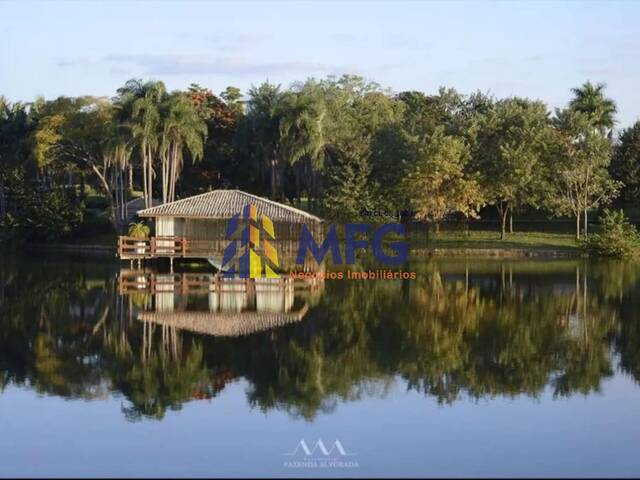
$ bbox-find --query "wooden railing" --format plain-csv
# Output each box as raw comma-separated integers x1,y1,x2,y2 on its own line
117,235,323,273
118,236,229,259
118,271,322,295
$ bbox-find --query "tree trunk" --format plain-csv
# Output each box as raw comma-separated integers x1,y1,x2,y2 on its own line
142,145,149,209
90,164,116,227
575,213,581,240
147,145,154,208
584,208,588,237
509,210,513,234
295,166,301,204
270,159,277,199
161,153,168,204
498,202,509,241
0,175,5,218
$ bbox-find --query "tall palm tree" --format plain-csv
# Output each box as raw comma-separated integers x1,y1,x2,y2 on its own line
103,121,133,231
278,90,327,202
243,82,284,198
569,81,617,137
565,82,618,236
128,82,167,208
160,94,207,203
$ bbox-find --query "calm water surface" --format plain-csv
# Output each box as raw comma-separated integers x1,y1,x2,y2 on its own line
1,253,640,477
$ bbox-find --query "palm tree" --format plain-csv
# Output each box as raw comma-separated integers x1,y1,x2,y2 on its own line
117,80,166,208
103,122,133,231
277,90,327,202
569,81,617,137
243,82,284,199
160,94,207,203
568,82,618,236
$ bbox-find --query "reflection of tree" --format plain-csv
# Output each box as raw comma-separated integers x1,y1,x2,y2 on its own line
109,339,211,421
1,254,640,421
0,254,112,399
350,261,617,403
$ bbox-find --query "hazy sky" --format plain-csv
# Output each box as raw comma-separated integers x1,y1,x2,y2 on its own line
1,0,639,127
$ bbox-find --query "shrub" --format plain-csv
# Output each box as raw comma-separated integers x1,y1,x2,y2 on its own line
584,209,640,258
128,222,151,239
1,168,85,241
24,188,85,241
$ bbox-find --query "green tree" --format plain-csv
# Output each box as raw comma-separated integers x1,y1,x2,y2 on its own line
397,88,465,137
278,88,327,202
585,209,640,258
241,82,285,199
184,84,240,194
220,86,244,116
317,75,403,217
470,98,553,239
159,93,207,203
30,96,122,224
401,128,484,233
568,81,617,137
125,80,167,208
0,98,33,218
547,110,619,239
323,154,375,221
103,123,133,231
610,121,640,201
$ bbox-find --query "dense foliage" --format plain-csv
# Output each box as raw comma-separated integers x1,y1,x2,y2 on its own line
0,77,637,243
584,210,640,258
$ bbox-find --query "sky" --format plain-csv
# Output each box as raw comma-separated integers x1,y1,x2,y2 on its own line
1,0,639,127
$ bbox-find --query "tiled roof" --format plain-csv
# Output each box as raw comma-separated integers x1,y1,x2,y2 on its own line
137,189,322,223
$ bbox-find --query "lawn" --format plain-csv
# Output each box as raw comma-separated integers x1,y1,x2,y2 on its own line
409,230,578,251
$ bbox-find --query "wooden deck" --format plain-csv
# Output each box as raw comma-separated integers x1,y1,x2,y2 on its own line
117,235,320,272
119,236,224,259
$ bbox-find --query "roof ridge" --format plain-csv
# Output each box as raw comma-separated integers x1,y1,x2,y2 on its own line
137,189,323,223
232,190,321,221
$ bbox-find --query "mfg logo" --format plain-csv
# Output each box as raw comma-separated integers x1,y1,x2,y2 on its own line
296,223,408,266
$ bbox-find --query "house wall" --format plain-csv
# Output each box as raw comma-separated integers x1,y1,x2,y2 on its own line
179,219,313,242
151,217,324,271
155,217,185,236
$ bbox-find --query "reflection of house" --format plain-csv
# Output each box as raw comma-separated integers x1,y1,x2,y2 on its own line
119,271,324,337
138,305,310,337
118,190,324,272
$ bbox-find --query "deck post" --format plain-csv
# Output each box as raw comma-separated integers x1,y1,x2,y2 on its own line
169,257,174,273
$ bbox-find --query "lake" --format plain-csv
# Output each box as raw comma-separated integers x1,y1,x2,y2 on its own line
1,253,640,477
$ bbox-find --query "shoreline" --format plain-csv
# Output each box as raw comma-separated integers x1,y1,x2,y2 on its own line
24,243,117,256
19,242,578,259
413,247,579,259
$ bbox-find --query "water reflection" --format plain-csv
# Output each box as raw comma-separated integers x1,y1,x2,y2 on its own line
119,271,323,337
0,254,639,422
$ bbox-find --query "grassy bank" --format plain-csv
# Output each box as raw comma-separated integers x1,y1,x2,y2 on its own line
409,230,578,251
